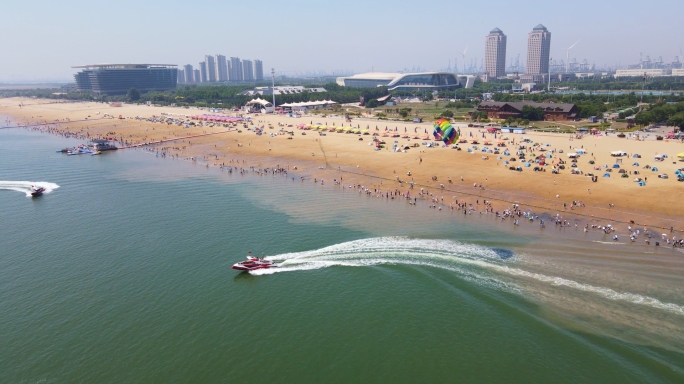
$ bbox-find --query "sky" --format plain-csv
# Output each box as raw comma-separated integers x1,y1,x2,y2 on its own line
1,0,683,82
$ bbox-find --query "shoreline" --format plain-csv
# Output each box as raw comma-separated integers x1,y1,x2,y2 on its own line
2,97,683,239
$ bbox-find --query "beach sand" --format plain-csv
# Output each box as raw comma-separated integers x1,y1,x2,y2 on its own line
2,97,683,231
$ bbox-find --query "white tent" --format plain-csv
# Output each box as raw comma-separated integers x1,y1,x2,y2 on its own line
246,98,273,107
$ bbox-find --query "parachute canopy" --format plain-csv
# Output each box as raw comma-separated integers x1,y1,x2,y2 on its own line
433,119,458,145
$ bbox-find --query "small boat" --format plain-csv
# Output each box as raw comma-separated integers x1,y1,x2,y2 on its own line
30,186,45,197
232,256,278,271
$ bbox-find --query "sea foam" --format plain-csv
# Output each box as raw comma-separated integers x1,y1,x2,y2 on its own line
251,237,684,316
0,181,60,197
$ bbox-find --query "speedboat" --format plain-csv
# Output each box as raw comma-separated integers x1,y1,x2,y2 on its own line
30,186,45,197
232,256,278,271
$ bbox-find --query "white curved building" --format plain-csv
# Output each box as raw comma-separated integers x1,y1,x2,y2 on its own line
336,72,475,90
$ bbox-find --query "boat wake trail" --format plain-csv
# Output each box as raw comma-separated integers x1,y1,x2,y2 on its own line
0,181,60,197
254,237,684,316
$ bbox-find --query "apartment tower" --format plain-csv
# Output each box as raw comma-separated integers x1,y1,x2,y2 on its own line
254,60,264,81
230,57,243,81
199,61,207,83
184,64,194,84
243,59,254,81
215,54,228,82
205,55,216,82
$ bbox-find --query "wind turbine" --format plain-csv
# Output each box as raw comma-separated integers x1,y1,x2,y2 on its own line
461,46,468,74
566,40,580,73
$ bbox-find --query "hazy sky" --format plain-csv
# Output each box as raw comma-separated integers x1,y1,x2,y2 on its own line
1,0,683,82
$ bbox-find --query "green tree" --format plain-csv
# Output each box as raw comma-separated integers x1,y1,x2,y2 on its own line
365,99,379,108
521,105,545,121
127,88,141,101
666,112,684,129
634,111,653,126
440,110,454,118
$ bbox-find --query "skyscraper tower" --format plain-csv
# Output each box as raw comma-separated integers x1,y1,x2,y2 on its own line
184,64,194,84
254,60,264,81
230,57,243,81
484,27,507,80
242,59,254,81
215,54,228,82
193,69,200,84
526,24,551,76
199,61,207,83
205,55,216,82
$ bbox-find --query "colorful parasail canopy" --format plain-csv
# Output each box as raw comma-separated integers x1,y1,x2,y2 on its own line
433,119,459,145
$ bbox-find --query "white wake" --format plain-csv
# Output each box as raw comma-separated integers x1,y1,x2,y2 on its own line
251,237,684,316
0,180,60,197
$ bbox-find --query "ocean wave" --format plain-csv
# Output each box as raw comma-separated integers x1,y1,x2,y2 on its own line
251,237,684,316
0,180,60,197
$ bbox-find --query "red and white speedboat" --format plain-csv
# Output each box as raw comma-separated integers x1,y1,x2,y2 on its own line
232,256,278,271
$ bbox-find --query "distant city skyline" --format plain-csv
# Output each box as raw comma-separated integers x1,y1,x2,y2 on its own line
1,0,683,82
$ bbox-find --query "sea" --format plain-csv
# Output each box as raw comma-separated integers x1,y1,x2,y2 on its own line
1,128,683,383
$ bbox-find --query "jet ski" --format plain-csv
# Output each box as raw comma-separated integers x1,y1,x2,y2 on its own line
232,256,278,271
30,186,45,197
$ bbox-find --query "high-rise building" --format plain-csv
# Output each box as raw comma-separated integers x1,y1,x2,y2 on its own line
73,64,177,95
254,60,264,81
484,28,507,80
184,64,194,84
205,55,216,82
243,60,254,81
199,61,207,83
230,57,243,81
193,69,200,84
177,69,185,84
526,24,551,76
215,54,228,82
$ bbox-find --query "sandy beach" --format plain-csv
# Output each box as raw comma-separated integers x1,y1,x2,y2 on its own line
2,97,683,232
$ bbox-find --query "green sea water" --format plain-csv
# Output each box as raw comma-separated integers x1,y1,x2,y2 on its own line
1,129,683,383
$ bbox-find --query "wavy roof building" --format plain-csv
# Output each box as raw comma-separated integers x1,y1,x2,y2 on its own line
336,72,475,91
